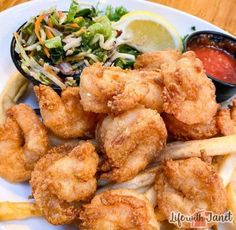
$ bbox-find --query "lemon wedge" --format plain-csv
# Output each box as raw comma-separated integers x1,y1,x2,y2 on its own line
113,10,183,52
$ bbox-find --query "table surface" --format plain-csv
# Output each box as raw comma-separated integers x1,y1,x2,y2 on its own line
0,0,235,36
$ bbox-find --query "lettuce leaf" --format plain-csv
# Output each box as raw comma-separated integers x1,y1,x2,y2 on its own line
67,0,79,22
44,36,62,49
88,16,112,39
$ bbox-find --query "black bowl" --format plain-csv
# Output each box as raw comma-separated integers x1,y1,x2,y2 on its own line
184,30,236,102
11,23,61,92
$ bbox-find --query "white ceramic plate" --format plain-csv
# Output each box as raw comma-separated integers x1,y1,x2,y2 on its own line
0,0,231,229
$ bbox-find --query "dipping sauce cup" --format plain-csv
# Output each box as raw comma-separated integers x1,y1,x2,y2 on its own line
184,31,236,102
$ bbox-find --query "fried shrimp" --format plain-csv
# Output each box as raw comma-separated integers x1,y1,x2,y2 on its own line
162,51,218,125
155,157,227,228
79,189,160,230
34,85,98,139
30,141,99,225
79,63,163,114
216,108,235,135
163,113,218,140
96,107,167,182
163,107,235,140
134,50,181,72
0,103,48,183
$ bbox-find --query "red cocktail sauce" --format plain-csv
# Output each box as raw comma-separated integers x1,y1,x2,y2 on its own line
192,47,236,85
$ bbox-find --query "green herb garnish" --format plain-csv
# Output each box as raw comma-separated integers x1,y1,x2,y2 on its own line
105,5,128,21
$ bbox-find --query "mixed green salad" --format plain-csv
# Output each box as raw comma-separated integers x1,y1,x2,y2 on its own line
14,0,140,88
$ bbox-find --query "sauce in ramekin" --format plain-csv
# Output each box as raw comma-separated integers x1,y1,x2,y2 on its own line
185,31,236,102
193,46,236,84
185,32,236,86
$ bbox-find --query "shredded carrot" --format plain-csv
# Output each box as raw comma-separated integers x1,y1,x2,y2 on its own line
34,15,45,44
34,14,50,58
43,47,50,58
44,65,62,81
45,27,54,39
66,23,80,29
45,18,54,38
47,18,53,28
73,28,86,36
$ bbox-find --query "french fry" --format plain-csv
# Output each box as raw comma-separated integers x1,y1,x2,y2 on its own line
227,167,236,227
0,72,29,124
145,186,157,207
135,185,152,194
158,135,236,161
97,165,160,194
218,153,236,187
0,202,41,221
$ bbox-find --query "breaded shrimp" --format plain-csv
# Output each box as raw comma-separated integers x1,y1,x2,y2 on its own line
155,157,227,228
79,189,160,230
34,85,98,139
163,107,235,140
0,103,48,183
163,113,218,140
134,50,181,72
96,107,167,182
30,141,99,225
162,51,218,125
216,108,235,135
79,63,163,114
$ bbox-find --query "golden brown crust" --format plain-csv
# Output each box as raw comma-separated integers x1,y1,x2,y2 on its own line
30,141,99,225
96,107,167,182
163,113,218,140
163,107,235,140
79,189,159,230
0,103,48,182
157,51,236,140
34,85,98,139
155,158,227,228
8,104,49,169
134,50,181,71
135,50,234,141
162,51,218,125
79,63,163,114
216,108,235,135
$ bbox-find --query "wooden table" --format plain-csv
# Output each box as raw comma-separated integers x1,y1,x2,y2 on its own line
0,0,235,35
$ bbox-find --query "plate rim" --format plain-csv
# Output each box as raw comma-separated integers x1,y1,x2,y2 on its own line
0,0,235,229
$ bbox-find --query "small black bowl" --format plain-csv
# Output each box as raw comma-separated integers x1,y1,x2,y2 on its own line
184,30,236,102
11,23,61,92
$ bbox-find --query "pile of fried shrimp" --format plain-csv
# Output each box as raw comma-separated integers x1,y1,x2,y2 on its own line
0,50,236,230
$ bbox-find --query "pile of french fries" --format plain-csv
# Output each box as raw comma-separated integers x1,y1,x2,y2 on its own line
0,73,236,230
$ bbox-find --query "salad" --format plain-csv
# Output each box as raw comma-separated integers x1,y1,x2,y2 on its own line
14,0,140,88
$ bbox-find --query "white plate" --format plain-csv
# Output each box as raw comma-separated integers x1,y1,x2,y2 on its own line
0,0,230,229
